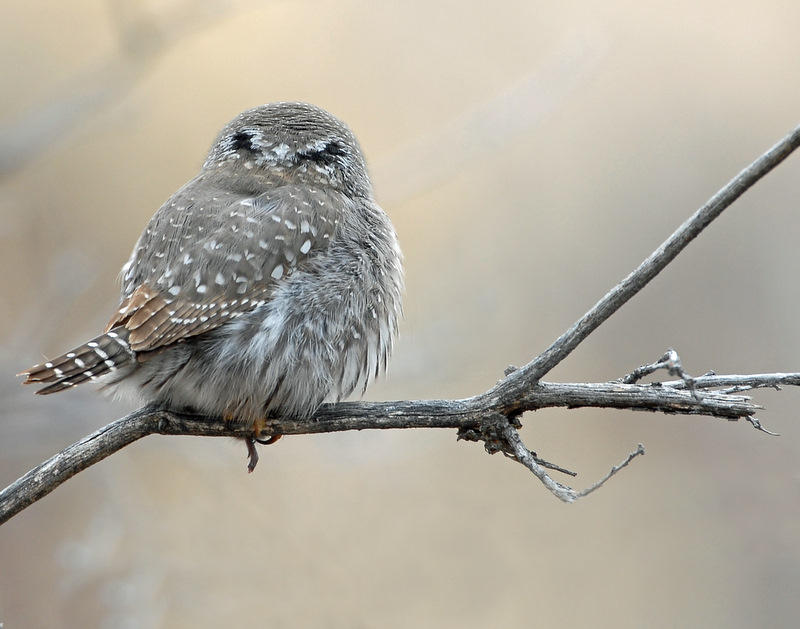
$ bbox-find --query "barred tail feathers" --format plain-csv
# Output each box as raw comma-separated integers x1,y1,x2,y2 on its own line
20,328,135,394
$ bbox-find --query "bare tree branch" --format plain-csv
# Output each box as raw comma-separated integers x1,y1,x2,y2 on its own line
489,123,800,406
500,425,646,502
663,373,800,391
3,123,799,523
2,370,797,522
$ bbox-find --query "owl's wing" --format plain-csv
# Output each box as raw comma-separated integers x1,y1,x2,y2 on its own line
108,184,341,353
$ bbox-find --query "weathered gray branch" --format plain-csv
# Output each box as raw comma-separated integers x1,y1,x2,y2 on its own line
2,371,798,523
491,123,800,401
500,424,646,502
2,122,799,525
663,373,800,391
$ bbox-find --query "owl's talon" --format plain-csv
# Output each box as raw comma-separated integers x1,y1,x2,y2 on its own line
245,436,259,473
245,434,281,472
255,435,282,445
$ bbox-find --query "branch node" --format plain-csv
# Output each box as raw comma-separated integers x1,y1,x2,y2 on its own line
620,348,706,400
456,427,482,443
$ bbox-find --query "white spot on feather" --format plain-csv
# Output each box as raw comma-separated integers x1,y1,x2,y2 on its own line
272,143,290,159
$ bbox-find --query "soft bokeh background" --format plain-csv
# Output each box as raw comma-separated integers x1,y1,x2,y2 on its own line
2,1,799,627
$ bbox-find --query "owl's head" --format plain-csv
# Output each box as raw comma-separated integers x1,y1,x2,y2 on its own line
203,102,372,198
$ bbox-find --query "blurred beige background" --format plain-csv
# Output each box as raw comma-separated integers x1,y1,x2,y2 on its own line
2,1,799,627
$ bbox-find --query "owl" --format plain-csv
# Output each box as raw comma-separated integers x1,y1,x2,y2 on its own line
21,102,404,471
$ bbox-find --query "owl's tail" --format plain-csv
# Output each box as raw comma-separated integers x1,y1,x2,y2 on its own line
19,328,135,394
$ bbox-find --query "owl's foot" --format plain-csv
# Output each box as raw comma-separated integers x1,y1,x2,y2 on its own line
244,433,282,473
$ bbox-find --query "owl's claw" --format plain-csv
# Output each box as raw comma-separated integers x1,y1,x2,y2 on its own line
245,436,260,473
245,434,282,472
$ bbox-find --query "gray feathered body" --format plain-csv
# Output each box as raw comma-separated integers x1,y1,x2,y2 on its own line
23,103,403,432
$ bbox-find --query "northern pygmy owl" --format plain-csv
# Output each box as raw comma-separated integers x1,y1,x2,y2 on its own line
21,102,404,471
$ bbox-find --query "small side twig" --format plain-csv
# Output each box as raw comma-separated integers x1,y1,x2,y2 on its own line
499,423,646,503
619,349,698,398
620,348,693,385
743,417,780,436
572,444,646,499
